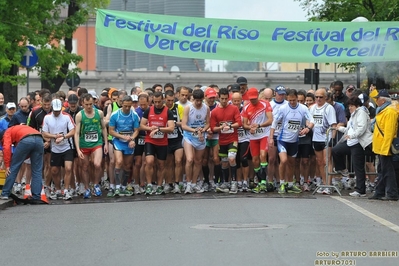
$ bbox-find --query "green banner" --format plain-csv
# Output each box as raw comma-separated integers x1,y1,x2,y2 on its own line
96,9,399,63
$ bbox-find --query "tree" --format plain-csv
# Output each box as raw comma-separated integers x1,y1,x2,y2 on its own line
295,0,399,90
0,0,109,97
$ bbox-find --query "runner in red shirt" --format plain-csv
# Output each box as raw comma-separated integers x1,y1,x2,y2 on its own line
241,88,273,193
210,88,242,193
139,92,175,195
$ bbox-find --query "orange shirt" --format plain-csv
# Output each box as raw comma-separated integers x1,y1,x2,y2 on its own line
3,125,42,168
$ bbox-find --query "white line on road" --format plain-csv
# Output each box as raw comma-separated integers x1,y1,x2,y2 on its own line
332,196,399,234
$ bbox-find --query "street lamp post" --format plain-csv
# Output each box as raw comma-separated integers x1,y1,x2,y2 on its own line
351,16,369,89
123,0,127,91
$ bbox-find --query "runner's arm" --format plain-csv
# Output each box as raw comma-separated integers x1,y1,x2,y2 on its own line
181,105,195,133
99,110,109,146
74,112,82,151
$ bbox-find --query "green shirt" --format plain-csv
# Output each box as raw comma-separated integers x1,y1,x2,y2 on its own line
79,109,103,148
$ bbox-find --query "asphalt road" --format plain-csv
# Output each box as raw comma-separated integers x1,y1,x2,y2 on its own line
1,192,399,266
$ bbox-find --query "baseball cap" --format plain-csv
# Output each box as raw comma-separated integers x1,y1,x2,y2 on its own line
358,93,369,104
200,86,207,92
247,88,259,99
131,95,138,101
205,88,217,98
374,89,390,98
6,102,16,109
52,99,62,111
236,76,247,85
68,94,79,104
230,83,240,92
88,90,98,99
275,85,287,95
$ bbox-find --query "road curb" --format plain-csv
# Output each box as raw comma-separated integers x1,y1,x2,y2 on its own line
0,199,14,211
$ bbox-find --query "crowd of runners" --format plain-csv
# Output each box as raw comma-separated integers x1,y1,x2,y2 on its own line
0,76,398,201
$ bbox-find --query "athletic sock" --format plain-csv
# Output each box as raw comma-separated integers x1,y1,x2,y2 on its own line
260,162,268,182
202,165,210,184
114,168,121,186
222,167,229,183
230,165,237,181
214,164,221,184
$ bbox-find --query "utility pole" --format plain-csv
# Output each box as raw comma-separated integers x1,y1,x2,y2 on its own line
123,0,127,91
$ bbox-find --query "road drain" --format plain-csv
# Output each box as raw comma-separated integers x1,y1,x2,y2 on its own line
191,224,288,230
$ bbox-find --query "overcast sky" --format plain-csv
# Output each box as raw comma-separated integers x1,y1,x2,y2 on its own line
206,0,307,21
205,0,308,71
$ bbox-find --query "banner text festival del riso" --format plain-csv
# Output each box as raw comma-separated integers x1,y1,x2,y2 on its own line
96,9,399,63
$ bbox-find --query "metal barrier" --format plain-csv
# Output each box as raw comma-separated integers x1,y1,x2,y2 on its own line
311,127,377,196
312,127,342,195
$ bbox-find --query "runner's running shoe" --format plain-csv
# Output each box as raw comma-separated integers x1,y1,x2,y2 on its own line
83,189,91,199
287,184,302,193
93,184,102,197
278,183,287,194
145,184,154,195
229,181,238,194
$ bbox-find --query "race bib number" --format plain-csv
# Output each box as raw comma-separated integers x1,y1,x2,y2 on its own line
238,129,245,138
168,128,179,139
85,131,98,142
119,131,133,142
253,127,264,137
138,136,145,145
220,122,234,134
287,120,300,133
276,122,282,131
314,115,323,125
191,127,199,138
152,130,165,139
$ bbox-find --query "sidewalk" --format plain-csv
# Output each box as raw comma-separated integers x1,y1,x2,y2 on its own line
0,199,13,210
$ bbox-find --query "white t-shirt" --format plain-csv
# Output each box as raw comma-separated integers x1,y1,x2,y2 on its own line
42,112,76,153
309,103,337,142
272,103,314,143
270,99,288,137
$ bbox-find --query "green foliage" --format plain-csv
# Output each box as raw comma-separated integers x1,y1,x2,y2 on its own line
295,0,399,89
0,0,109,89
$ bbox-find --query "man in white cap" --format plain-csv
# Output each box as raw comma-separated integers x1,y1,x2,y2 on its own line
42,99,76,200
131,94,139,109
0,102,16,131
88,90,100,109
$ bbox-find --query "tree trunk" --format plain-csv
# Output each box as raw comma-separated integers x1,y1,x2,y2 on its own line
41,1,80,93
0,65,19,102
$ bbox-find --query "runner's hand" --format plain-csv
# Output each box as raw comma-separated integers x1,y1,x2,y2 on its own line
6,167,11,177
269,138,274,146
128,140,135,148
77,150,85,159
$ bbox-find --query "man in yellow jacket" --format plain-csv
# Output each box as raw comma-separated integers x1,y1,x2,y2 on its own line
369,89,399,201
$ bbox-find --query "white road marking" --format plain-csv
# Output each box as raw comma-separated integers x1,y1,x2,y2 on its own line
332,196,399,233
